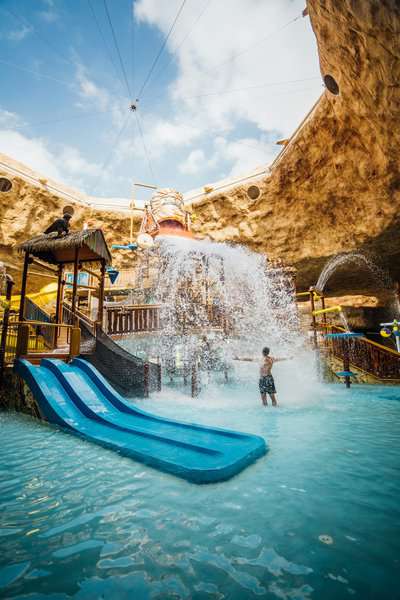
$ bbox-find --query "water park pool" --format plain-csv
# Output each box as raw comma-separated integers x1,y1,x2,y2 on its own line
1,377,399,600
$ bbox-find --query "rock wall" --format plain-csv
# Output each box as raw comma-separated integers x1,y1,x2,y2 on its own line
1,0,399,299
187,0,400,296
0,155,141,292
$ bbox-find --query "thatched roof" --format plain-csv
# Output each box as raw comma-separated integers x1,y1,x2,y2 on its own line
19,229,112,266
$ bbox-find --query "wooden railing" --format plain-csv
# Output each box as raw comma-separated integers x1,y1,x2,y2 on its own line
62,302,96,334
106,305,161,336
25,297,55,348
1,320,79,366
323,325,400,381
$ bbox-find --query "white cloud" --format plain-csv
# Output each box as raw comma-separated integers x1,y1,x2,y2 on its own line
213,137,278,178
0,108,24,129
133,0,322,175
0,128,102,189
0,129,63,180
38,0,59,23
76,65,110,112
6,25,33,42
179,149,206,175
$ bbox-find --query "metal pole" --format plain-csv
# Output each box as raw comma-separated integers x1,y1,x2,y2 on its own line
97,260,106,328
18,252,30,321
55,264,63,341
309,288,318,348
0,275,14,383
343,339,351,388
71,249,79,322
144,362,149,398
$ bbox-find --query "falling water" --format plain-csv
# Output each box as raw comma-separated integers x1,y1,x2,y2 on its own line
316,251,393,293
119,235,318,403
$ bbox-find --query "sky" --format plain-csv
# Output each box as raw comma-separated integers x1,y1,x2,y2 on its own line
0,0,322,204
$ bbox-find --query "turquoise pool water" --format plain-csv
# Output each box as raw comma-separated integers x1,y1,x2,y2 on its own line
0,381,399,599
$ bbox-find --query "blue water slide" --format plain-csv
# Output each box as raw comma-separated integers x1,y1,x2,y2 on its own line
15,359,267,483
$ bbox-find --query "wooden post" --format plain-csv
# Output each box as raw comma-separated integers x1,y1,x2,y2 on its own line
144,362,150,398
321,294,327,329
97,260,106,329
71,249,79,323
69,327,81,359
16,323,29,358
55,264,63,342
18,252,30,321
0,275,14,382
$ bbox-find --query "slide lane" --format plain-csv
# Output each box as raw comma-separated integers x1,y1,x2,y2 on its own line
15,359,267,483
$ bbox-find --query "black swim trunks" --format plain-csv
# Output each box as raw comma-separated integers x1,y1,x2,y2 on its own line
259,375,276,394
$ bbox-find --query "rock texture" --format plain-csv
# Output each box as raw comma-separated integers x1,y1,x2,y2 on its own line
0,155,141,291
1,0,400,299
187,0,400,296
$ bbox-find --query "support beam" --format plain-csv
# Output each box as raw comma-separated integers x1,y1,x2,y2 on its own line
18,252,30,321
0,275,14,382
97,259,106,327
71,248,79,322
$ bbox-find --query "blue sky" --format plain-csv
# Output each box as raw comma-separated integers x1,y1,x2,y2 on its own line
0,0,322,203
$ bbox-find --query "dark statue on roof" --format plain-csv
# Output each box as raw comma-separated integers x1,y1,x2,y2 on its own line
44,205,73,237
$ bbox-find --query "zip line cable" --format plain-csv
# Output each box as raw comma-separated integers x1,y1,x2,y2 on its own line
102,0,133,99
131,4,135,97
135,112,155,181
191,12,303,84
0,59,74,89
3,6,76,69
136,0,187,100
87,0,128,97
178,76,321,101
13,111,108,130
92,113,131,195
140,0,213,100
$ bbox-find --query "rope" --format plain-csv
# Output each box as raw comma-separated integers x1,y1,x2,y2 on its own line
140,0,213,100
3,6,75,68
178,77,321,101
190,13,303,84
0,58,73,89
87,0,127,97
135,112,155,182
102,0,133,98
92,113,131,195
136,0,187,99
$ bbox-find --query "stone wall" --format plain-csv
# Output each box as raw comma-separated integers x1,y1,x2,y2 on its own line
186,0,400,296
1,0,399,299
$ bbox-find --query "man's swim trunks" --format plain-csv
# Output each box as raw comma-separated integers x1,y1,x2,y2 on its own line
259,375,276,394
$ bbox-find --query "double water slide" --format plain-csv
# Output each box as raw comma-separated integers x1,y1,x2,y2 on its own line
16,358,267,483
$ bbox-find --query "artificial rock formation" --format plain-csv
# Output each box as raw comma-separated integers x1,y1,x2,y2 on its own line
187,0,400,296
1,0,400,299
0,154,140,291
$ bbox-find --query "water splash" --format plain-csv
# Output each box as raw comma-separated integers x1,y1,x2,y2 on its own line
316,252,393,293
119,235,318,402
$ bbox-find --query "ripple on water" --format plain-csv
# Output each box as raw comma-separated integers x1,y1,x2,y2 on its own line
0,388,399,599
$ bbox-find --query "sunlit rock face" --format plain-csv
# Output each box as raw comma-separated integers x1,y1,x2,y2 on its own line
187,0,400,295
1,0,400,298
0,154,137,291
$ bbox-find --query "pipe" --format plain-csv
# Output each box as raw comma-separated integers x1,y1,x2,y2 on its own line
312,305,342,316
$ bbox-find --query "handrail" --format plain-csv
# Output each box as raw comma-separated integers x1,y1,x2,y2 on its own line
327,325,400,357
15,320,74,329
106,304,162,310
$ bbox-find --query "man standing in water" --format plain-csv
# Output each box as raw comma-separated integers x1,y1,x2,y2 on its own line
235,347,290,407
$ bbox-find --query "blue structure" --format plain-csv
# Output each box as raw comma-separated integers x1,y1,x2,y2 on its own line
15,358,267,483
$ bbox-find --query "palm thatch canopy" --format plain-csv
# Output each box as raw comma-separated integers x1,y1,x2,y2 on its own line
18,229,112,266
